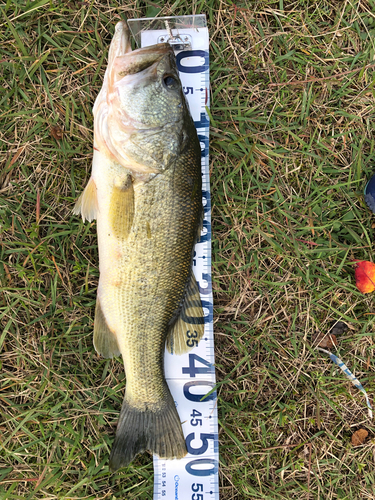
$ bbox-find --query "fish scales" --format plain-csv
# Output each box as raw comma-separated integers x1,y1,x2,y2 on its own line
100,136,201,407
73,21,205,469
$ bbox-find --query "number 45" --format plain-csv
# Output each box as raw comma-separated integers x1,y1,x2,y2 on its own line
190,409,202,426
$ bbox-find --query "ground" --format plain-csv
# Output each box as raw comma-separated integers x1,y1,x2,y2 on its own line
1,1,375,499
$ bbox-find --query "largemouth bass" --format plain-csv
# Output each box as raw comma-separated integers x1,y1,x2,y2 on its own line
73,21,204,470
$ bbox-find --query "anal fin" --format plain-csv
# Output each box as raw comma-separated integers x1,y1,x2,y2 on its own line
166,272,204,355
93,298,121,358
73,177,98,222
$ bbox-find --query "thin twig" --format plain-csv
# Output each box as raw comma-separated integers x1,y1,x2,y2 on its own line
262,443,302,451
307,443,312,500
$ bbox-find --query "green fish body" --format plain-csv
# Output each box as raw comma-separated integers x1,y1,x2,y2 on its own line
74,21,204,469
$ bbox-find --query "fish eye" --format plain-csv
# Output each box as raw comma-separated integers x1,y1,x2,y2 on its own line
163,75,178,90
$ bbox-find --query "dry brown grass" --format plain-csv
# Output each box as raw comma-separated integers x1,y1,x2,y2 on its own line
1,1,375,499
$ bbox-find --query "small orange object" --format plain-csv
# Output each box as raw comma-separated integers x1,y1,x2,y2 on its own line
354,260,375,294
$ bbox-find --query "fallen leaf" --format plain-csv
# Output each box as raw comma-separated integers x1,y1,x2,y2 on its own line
50,125,64,141
354,260,375,294
313,332,338,349
351,428,368,446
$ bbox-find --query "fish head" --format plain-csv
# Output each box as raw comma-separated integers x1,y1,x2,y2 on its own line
95,22,191,177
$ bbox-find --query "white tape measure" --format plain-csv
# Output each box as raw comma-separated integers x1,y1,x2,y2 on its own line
128,15,218,500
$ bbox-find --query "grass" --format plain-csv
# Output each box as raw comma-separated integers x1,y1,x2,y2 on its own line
1,0,375,499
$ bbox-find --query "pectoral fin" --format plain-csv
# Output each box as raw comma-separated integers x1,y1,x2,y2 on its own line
73,177,98,222
110,175,134,239
166,273,204,355
93,298,121,358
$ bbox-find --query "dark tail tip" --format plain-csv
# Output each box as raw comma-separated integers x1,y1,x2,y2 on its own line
109,399,187,471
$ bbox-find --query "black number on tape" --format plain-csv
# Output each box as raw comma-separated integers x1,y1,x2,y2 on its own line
182,353,213,378
176,50,209,74
185,458,218,476
186,432,214,455
183,381,215,402
192,483,203,492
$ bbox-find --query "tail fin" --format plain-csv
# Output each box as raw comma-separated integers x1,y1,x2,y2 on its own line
109,396,187,470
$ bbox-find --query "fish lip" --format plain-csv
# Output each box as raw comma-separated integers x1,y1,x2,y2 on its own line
112,22,174,80
113,51,173,83
112,47,177,89
114,44,174,72
112,21,132,57
115,20,173,57
129,42,173,56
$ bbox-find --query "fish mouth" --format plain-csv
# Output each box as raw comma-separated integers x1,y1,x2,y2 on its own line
110,21,173,81
107,20,177,132
114,20,172,56
93,21,177,176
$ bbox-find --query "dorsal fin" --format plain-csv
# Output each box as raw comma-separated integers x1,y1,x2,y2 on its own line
166,272,204,355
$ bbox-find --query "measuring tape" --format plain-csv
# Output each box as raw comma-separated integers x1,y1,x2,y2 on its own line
128,15,218,500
